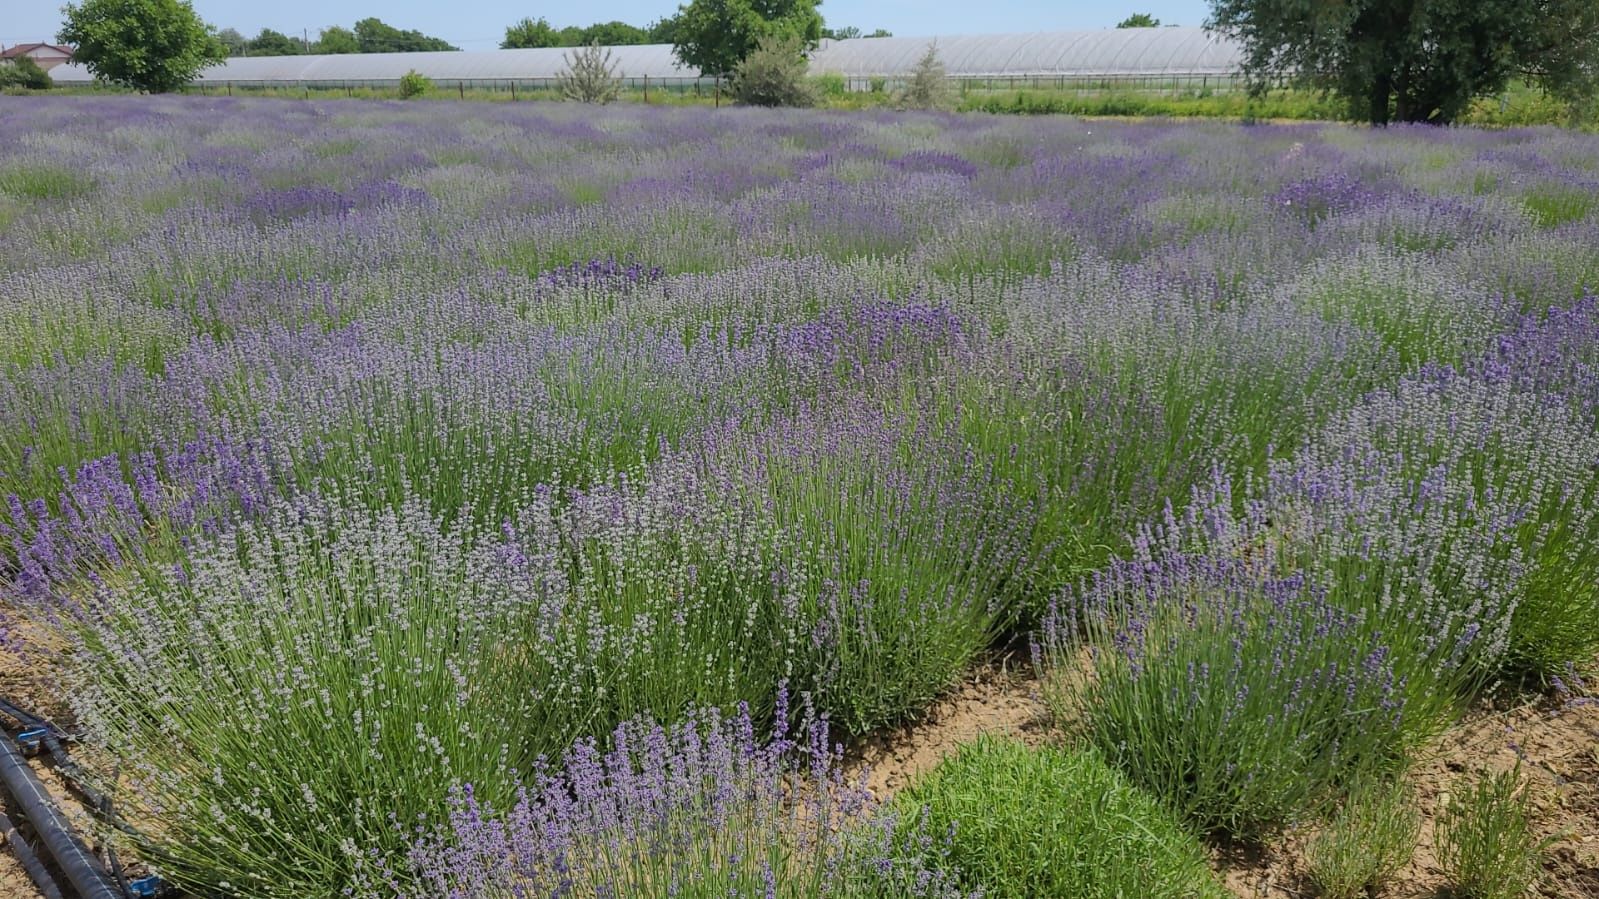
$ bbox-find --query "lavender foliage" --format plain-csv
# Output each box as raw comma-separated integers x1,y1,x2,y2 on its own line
1,97,1597,895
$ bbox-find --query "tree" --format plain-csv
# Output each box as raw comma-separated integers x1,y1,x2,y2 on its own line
353,17,458,53
822,25,889,39
647,16,682,44
58,0,225,93
247,28,303,56
502,17,561,49
558,40,623,103
579,21,650,46
0,56,53,90
216,27,248,56
671,0,823,78
898,42,952,110
1117,13,1161,28
315,26,359,54
730,33,815,106
1208,0,1599,125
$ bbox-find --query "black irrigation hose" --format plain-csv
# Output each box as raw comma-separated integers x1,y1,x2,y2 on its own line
0,732,120,899
0,699,156,897
0,809,66,899
0,702,138,840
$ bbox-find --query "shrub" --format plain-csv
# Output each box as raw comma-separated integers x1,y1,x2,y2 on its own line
1039,557,1423,841
375,703,971,898
558,40,622,105
813,71,846,99
1153,370,1599,689
895,737,1226,898
1296,373,1599,682
398,68,430,99
731,34,816,108
1436,766,1552,899
1305,779,1422,899
898,43,952,111
713,397,1039,735
0,56,52,90
62,481,804,896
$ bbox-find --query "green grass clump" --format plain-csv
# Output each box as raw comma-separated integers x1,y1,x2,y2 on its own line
0,164,95,200
1436,766,1552,899
1305,779,1422,899
895,737,1226,899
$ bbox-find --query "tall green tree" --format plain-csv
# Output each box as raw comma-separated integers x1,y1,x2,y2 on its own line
579,21,650,45
315,26,360,54
671,0,823,78
216,27,248,56
58,0,225,92
647,16,682,44
502,17,562,49
353,17,458,53
1208,0,1599,125
1117,13,1161,28
247,28,303,56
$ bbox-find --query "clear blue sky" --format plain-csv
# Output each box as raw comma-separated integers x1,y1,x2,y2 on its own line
6,1,1212,50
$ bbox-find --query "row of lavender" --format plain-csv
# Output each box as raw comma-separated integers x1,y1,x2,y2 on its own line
1,96,1597,895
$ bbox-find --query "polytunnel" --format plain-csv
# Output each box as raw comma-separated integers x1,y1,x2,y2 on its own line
50,44,697,83
47,27,1243,86
812,27,1240,77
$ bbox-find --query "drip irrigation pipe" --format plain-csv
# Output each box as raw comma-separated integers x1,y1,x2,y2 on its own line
0,699,162,898
0,701,127,836
0,809,65,899
0,729,121,899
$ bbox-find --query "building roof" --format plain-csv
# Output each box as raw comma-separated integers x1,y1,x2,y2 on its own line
2,44,74,59
48,27,1241,83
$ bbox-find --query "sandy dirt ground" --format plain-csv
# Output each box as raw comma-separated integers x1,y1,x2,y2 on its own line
0,635,98,899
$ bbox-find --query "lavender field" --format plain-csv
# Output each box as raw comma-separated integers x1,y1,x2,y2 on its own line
2,95,1598,897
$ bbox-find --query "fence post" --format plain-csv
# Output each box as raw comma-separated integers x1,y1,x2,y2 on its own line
227,82,232,97
459,81,465,100
643,74,649,104
715,76,721,107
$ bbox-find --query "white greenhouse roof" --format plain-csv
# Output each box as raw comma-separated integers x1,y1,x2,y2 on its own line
813,28,1240,77
49,27,1241,83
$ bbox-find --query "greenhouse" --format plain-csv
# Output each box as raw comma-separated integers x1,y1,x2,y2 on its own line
47,27,1244,90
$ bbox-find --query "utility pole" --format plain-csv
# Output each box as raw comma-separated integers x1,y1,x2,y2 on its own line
303,29,310,53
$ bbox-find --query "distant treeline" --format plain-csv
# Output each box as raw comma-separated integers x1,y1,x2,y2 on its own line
499,17,887,49
219,16,890,57
220,18,458,56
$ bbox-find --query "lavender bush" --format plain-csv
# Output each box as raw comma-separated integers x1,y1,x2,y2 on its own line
1038,556,1421,840
63,480,805,894
362,702,970,899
